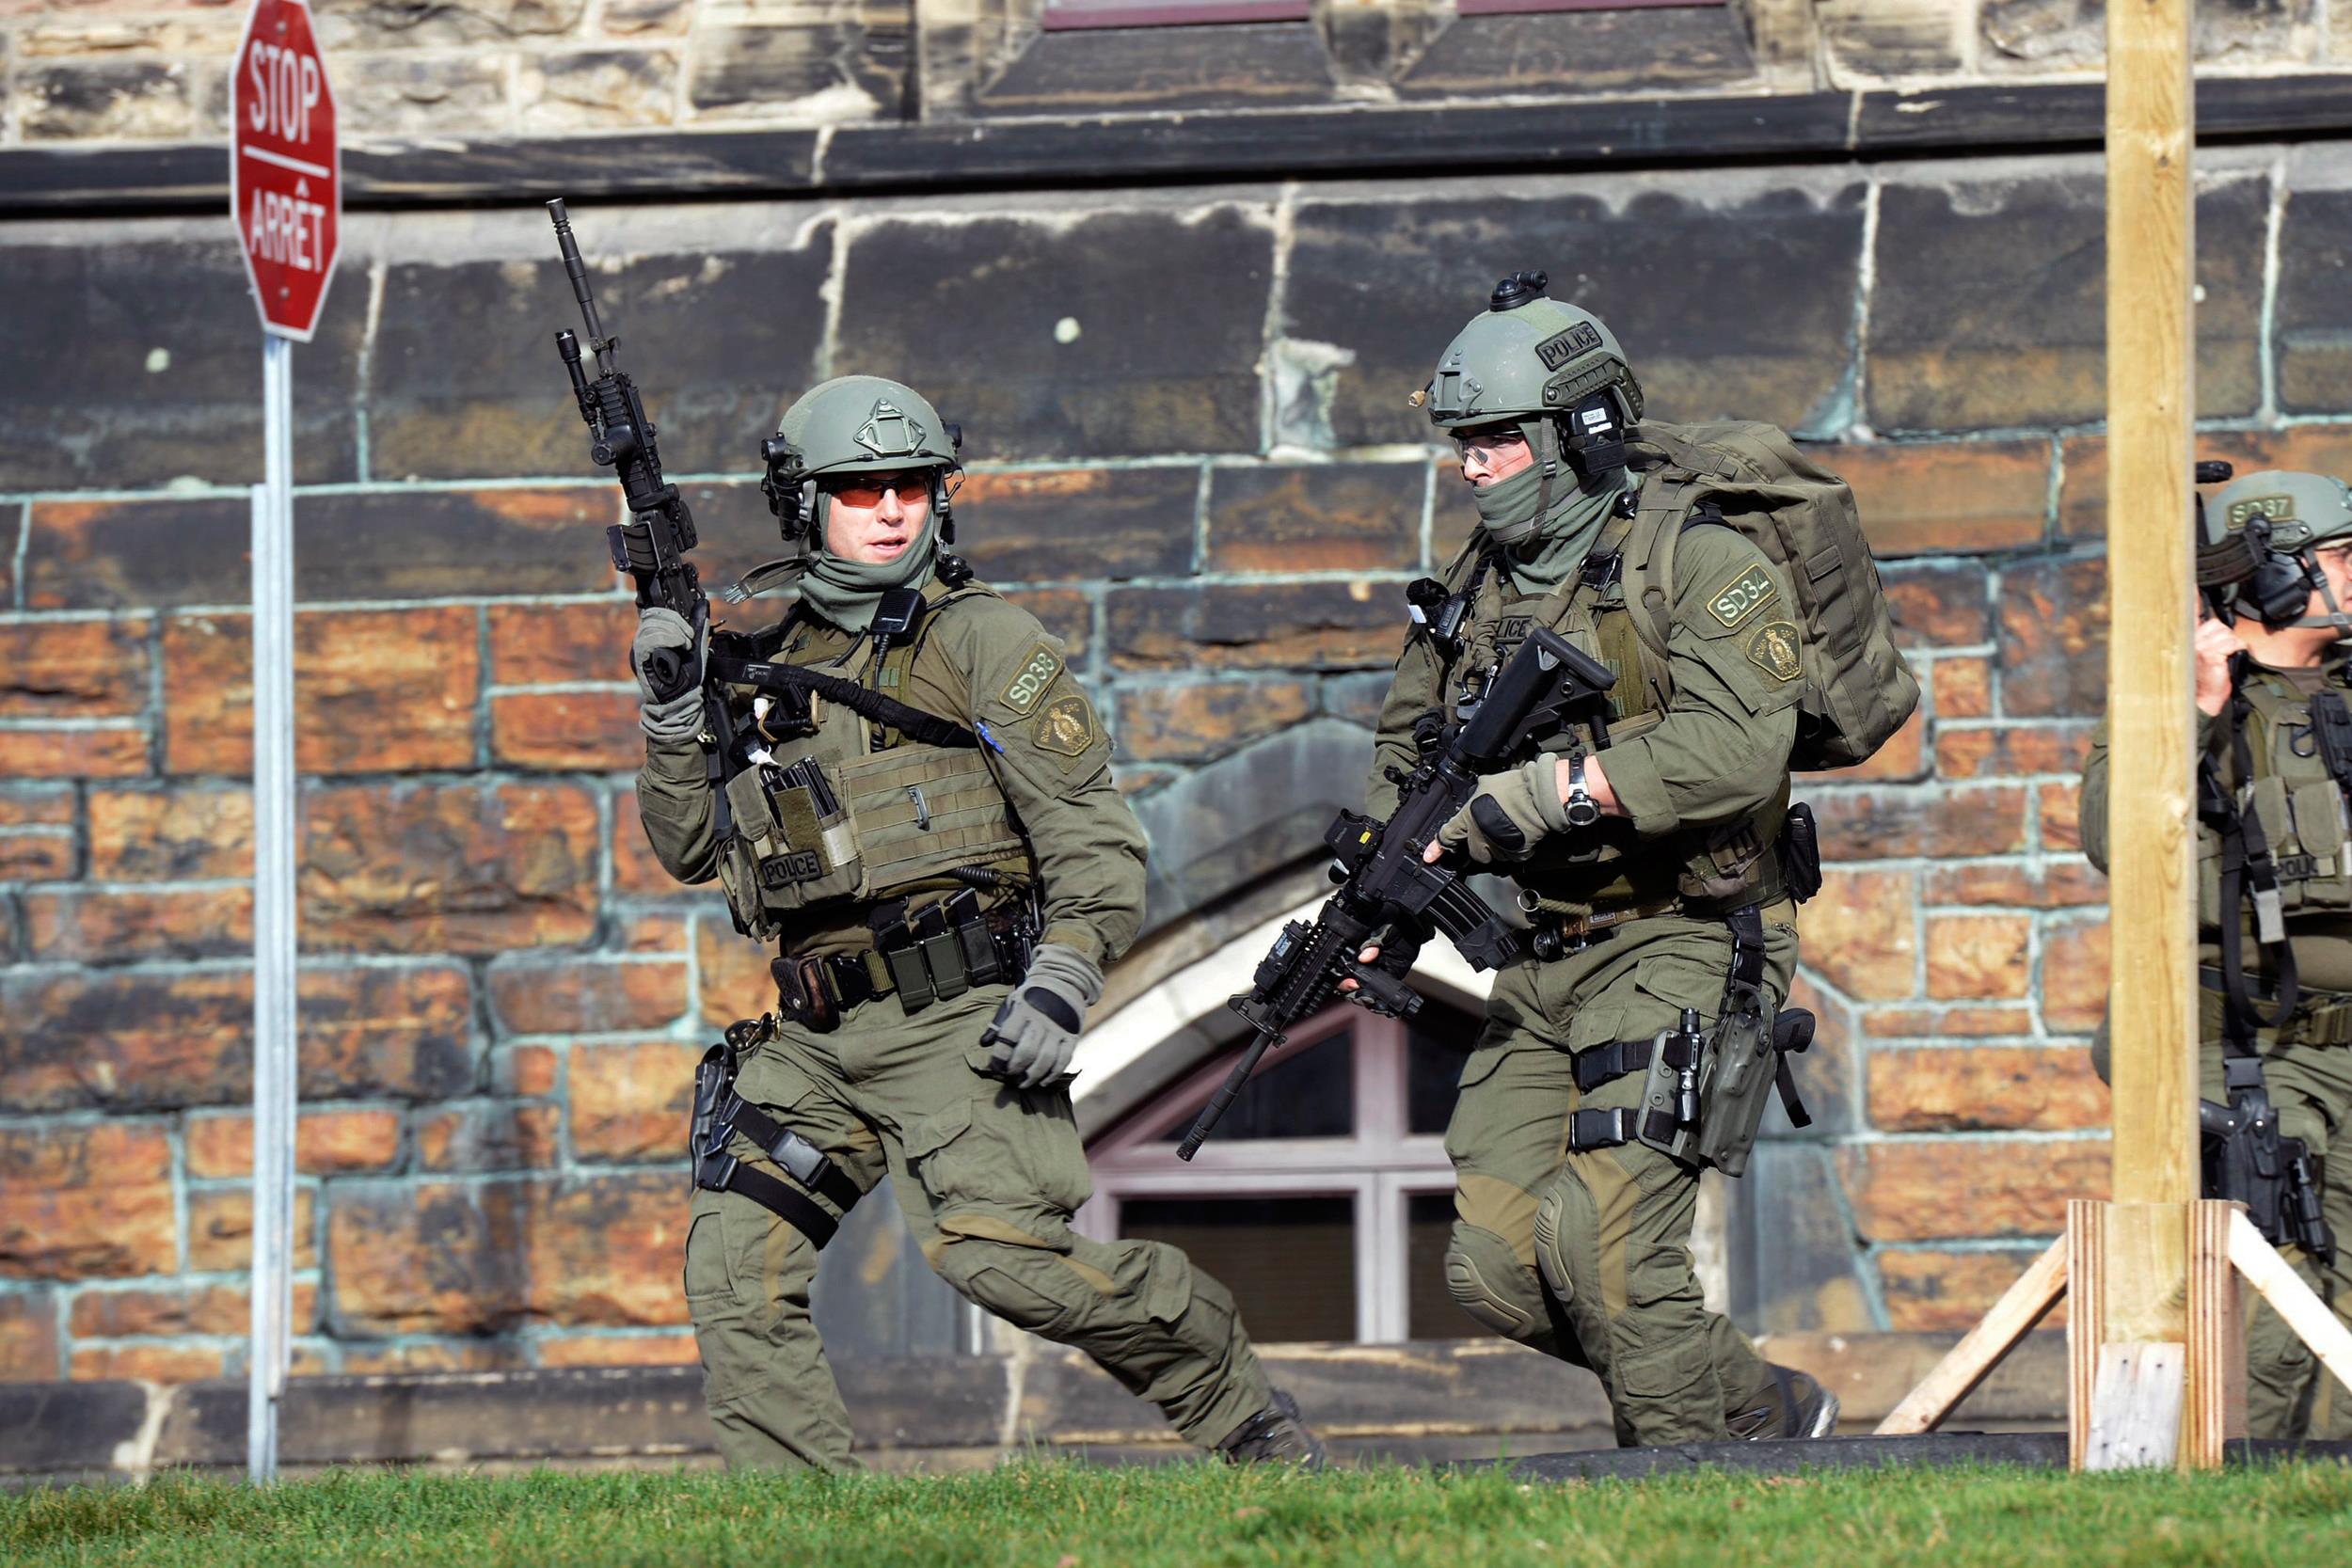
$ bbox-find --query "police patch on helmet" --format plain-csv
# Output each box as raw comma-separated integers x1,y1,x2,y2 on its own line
999,642,1063,715
1535,322,1605,372
1708,565,1777,630
2228,494,2297,529
1035,693,1097,758
1746,621,1803,684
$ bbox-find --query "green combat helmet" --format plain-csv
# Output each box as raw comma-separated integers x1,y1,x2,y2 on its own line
759,374,961,542
2202,467,2352,636
1414,271,1645,536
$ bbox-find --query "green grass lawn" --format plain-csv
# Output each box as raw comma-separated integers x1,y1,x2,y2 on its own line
5,1458,2348,1568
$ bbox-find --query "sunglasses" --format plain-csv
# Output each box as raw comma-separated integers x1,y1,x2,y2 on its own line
828,470,930,507
1453,432,1528,462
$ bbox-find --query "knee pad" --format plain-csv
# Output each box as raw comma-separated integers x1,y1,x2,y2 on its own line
1534,1177,1600,1308
1446,1223,1545,1339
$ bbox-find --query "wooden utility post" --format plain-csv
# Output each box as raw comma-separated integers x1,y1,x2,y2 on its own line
1877,0,2352,1466
2090,0,2204,1469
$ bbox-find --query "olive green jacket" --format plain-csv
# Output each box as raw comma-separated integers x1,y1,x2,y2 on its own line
637,581,1146,969
1365,520,1801,901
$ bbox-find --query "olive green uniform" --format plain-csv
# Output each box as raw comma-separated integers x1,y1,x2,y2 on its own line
1370,505,1804,1445
644,578,1276,1469
2082,662,2352,1440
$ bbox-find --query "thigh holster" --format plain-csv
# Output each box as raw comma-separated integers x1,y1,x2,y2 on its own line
690,1022,863,1248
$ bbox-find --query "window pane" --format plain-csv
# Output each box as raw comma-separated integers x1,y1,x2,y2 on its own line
1405,1003,1482,1136
1120,1196,1356,1341
1154,1027,1353,1142
1406,1192,1489,1339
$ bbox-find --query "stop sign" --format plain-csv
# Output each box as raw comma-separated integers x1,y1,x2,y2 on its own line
232,0,339,341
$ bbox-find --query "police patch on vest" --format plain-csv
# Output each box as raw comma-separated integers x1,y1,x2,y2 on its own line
1535,321,1604,372
1746,620,1803,683
2228,494,2297,529
1035,692,1097,758
1708,565,1777,629
999,642,1063,715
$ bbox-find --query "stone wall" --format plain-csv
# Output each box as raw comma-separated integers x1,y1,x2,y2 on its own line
11,12,2352,1386
3,0,2347,152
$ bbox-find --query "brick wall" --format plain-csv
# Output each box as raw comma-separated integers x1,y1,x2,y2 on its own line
9,127,2352,1383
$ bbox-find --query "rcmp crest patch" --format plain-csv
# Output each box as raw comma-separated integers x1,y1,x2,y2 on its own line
1035,692,1097,758
1746,620,1803,683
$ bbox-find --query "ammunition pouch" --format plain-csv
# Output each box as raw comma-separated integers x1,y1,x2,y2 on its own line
689,1022,864,1248
1565,907,1812,1174
712,699,1031,940
771,888,1036,1033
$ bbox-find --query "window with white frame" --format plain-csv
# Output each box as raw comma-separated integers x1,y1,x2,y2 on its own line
1074,998,1488,1343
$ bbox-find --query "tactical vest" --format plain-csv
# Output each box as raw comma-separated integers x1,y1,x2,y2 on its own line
2200,665,2352,928
710,581,1034,942
1431,496,1785,914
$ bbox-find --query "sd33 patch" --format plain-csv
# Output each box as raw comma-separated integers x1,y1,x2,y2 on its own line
999,641,1063,715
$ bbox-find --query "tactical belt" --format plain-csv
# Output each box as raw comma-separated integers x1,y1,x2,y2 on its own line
1529,895,1685,959
771,886,1035,1033
691,1037,863,1249
2196,968,2352,1047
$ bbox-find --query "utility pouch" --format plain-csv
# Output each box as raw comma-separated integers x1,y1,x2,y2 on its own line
1777,802,1823,903
1633,1008,1707,1163
722,754,863,927
1694,1006,1776,1176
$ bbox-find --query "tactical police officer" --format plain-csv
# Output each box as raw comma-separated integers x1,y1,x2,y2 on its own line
1357,277,1841,1445
2083,467,2352,1441
636,375,1322,1470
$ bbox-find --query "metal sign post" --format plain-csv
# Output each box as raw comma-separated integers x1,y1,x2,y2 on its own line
232,0,338,1481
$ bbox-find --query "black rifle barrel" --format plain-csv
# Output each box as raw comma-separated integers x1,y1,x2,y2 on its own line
546,198,612,372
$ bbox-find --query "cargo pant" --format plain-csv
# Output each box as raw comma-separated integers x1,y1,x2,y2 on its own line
2095,1000,2352,1440
684,979,1277,1471
1441,907,1797,1446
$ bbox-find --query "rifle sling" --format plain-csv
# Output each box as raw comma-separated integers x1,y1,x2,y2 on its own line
707,655,979,751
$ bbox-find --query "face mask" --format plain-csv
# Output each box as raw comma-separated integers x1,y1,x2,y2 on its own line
1470,462,1549,545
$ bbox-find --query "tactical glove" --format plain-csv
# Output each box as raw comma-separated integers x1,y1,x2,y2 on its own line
633,606,706,745
980,942,1103,1089
1437,758,1576,864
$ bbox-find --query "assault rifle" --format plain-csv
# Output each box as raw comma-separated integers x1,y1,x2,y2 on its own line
548,198,707,703
1177,628,1615,1159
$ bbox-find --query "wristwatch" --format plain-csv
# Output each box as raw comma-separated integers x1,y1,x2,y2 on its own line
1564,754,1601,829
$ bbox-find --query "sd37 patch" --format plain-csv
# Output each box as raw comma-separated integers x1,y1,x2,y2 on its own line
1745,619,1804,684
999,641,1063,715
1034,692,1099,759
1707,564,1778,630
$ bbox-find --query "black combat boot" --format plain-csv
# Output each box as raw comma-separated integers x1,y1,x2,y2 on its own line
1727,1363,1839,1440
1216,1388,1328,1469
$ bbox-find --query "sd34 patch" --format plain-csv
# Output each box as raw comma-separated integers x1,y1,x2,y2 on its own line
1707,564,1778,630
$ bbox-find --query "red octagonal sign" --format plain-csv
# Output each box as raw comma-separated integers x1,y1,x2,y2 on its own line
233,0,339,341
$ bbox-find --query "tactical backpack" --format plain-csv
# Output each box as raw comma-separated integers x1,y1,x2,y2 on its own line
1617,420,1918,772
